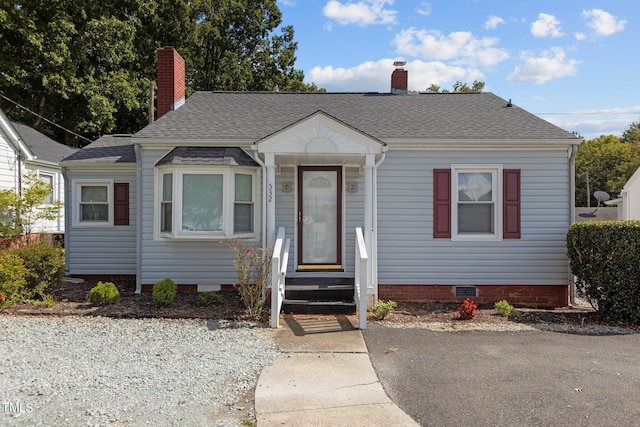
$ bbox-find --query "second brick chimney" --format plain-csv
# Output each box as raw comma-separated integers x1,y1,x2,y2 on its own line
391,61,408,94
157,47,186,119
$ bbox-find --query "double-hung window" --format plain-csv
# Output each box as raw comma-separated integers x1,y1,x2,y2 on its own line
73,180,113,227
452,165,501,240
158,168,257,239
40,173,55,205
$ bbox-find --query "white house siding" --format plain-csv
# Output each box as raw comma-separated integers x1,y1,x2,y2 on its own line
376,149,571,286
65,170,137,276
139,148,261,288
0,132,17,191
24,164,65,233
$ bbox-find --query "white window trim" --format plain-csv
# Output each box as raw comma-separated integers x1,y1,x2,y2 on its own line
155,166,259,240
72,179,114,228
451,164,503,241
38,172,56,205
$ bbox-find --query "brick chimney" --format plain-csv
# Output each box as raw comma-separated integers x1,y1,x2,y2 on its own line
391,61,408,94
156,47,185,119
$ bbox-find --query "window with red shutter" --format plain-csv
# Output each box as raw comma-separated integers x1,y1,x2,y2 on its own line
114,183,129,226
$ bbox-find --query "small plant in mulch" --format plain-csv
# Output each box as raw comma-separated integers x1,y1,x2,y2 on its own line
197,291,224,307
152,278,177,308
371,299,397,320
88,281,121,306
494,299,521,318
458,298,477,320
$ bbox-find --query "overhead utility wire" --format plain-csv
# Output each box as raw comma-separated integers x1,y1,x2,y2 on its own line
0,93,93,144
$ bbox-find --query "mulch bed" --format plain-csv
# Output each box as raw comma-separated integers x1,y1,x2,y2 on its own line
0,280,261,322
3,280,631,330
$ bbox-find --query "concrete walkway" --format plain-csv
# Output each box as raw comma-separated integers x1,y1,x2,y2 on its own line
255,315,418,426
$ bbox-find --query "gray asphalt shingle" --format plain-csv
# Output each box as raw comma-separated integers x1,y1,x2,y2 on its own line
11,120,77,162
63,91,578,165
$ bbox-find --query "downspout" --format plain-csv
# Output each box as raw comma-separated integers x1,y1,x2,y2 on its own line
568,143,578,305
250,145,268,250
372,151,386,302
17,152,22,196
62,166,70,275
134,143,143,294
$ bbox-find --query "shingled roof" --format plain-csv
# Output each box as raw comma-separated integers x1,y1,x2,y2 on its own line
63,91,578,166
134,91,578,141
10,120,77,163
61,134,135,164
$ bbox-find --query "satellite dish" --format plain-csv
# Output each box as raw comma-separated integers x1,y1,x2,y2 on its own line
594,191,610,204
579,190,611,217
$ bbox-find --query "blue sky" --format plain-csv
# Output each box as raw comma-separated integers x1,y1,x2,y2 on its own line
276,0,639,140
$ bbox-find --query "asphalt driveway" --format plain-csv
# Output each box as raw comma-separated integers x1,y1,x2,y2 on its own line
364,325,640,426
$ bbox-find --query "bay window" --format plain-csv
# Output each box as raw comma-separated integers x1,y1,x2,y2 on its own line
158,167,257,239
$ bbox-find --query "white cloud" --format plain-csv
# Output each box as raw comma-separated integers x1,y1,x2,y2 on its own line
581,9,626,36
531,13,564,38
508,47,579,84
323,0,397,26
416,2,431,16
307,59,483,92
485,15,505,30
574,32,586,41
393,28,509,66
277,0,296,6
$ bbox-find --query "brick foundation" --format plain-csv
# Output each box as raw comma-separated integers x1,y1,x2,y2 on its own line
378,284,569,308
70,274,136,283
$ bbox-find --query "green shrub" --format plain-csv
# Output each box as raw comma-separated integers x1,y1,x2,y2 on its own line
9,241,65,298
567,221,640,325
153,278,177,308
88,281,121,306
495,299,515,317
0,253,29,306
371,299,397,320
197,291,224,307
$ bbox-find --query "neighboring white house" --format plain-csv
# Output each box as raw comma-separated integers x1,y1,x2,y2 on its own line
0,109,77,234
604,166,640,220
61,47,580,309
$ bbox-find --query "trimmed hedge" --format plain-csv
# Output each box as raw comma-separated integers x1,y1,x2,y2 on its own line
567,221,640,325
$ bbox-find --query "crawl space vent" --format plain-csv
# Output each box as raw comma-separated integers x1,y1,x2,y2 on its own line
455,286,477,298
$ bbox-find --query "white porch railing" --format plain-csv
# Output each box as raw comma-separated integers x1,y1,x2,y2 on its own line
270,227,290,328
355,227,369,330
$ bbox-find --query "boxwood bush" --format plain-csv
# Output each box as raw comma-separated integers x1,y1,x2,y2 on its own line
153,278,177,308
88,281,121,306
567,221,640,325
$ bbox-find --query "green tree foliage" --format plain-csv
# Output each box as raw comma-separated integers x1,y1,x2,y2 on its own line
0,172,62,245
0,0,317,146
426,80,485,93
575,135,640,207
620,120,640,143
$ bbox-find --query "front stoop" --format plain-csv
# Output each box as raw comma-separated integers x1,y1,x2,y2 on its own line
283,277,356,314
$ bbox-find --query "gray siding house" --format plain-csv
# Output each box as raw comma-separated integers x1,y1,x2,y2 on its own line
61,47,579,308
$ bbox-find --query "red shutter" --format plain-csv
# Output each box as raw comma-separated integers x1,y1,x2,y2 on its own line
114,183,129,226
433,169,451,238
503,169,520,239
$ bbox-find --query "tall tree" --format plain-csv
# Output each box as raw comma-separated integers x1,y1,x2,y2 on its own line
620,120,640,143
575,134,640,206
0,0,316,146
426,80,485,93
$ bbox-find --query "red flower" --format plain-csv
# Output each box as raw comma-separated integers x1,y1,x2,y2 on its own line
0,294,5,300
246,248,252,254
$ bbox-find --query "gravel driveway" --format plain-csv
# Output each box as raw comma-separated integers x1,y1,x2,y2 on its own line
0,316,277,426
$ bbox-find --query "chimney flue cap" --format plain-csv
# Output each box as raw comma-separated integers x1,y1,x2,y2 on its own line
393,60,406,68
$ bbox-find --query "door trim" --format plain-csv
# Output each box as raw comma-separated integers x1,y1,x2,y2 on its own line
297,166,343,271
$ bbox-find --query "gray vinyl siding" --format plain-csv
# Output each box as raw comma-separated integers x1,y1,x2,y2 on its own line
139,147,260,287
275,166,364,279
65,170,137,275
376,149,571,286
